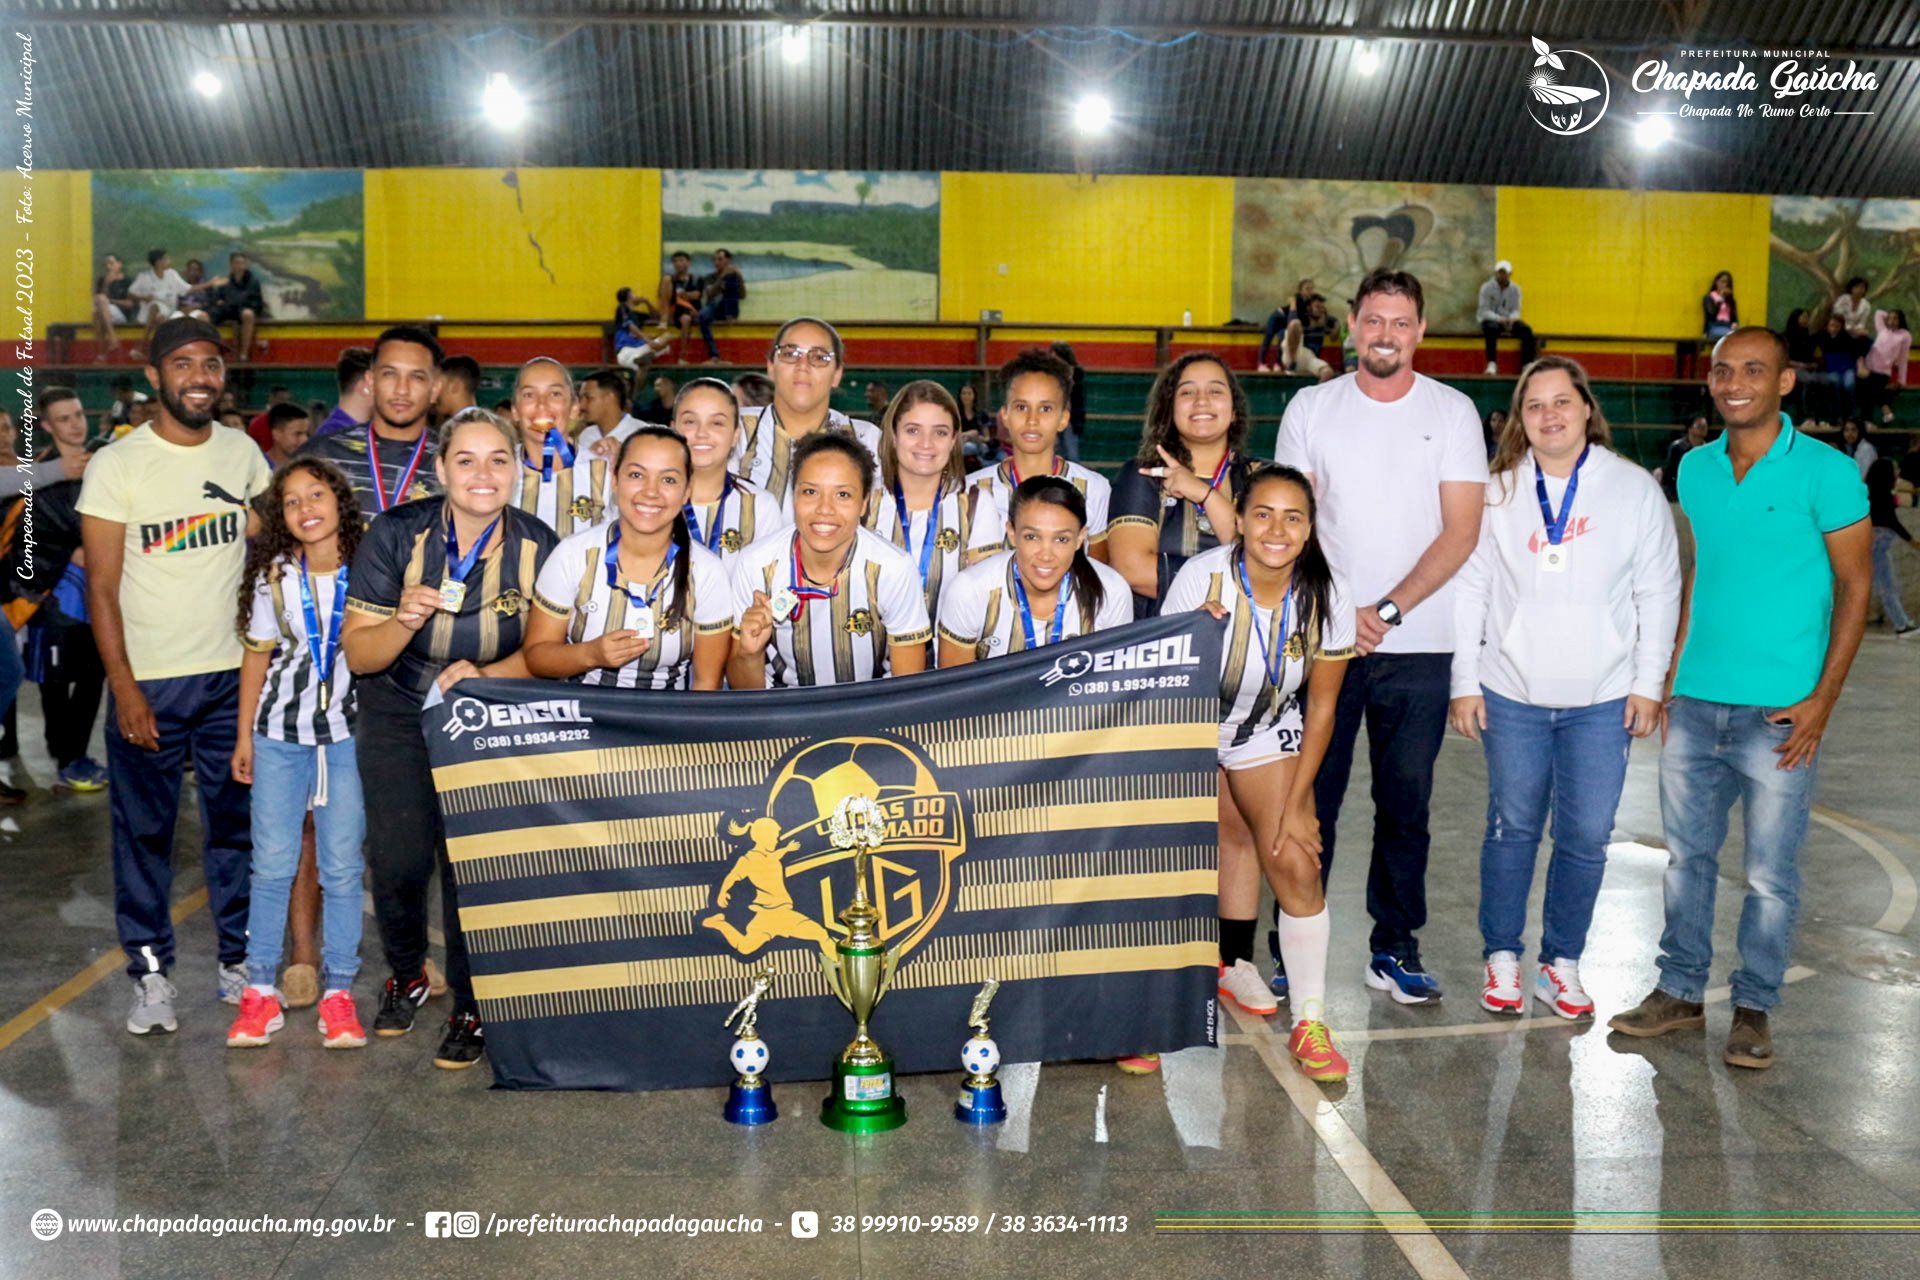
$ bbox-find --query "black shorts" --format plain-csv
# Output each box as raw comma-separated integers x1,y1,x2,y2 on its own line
209,302,254,325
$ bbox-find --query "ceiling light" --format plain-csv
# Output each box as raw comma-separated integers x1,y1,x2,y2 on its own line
1355,44,1380,76
482,72,526,130
1072,92,1113,136
781,24,809,65
192,71,222,99
1635,115,1674,148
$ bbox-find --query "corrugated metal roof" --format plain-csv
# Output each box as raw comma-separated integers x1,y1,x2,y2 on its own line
16,1,1920,194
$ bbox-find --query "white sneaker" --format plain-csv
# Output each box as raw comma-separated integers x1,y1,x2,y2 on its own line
1535,958,1595,1019
1480,950,1523,1014
1485,361,1498,375
1217,960,1279,1015
217,962,247,1006
128,975,178,1035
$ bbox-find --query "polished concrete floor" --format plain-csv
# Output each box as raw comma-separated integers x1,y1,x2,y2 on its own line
2,623,1917,1279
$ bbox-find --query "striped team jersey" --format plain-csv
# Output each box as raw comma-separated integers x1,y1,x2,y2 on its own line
684,475,784,565
936,550,1134,661
961,457,1112,564
242,557,354,745
862,482,991,624
729,526,932,688
729,405,883,512
1162,545,1356,751
531,525,733,690
513,442,616,539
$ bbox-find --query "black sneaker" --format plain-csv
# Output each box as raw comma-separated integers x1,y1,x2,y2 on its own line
372,971,431,1037
433,1013,485,1070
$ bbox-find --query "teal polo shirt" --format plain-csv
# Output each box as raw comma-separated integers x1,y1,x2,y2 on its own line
1675,416,1868,707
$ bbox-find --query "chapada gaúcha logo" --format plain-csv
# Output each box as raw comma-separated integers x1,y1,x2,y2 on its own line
1526,35,1610,135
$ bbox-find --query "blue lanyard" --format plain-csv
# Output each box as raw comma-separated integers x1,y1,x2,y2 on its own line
893,480,944,585
1194,453,1233,510
604,524,677,609
445,514,502,587
1012,562,1070,650
1533,445,1590,546
683,473,734,554
297,555,348,708
1237,551,1294,690
524,427,576,482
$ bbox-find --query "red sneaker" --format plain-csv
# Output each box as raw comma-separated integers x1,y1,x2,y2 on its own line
1287,1020,1349,1083
318,991,368,1049
1115,1053,1161,1075
225,989,285,1048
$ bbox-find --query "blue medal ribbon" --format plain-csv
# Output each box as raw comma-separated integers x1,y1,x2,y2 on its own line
1533,444,1590,546
523,426,577,482
683,473,734,554
893,480,945,585
1237,550,1295,692
1011,561,1071,650
297,555,349,713
445,513,503,594
604,523,677,610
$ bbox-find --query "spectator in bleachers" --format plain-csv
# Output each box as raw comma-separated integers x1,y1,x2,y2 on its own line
697,249,746,364
1832,276,1874,352
575,367,642,453
102,378,136,436
1814,311,1860,425
313,346,376,439
865,381,891,422
247,386,293,452
731,372,774,409
434,354,480,426
1861,309,1910,426
660,251,703,359
958,381,999,470
179,260,211,312
1783,308,1825,425
128,249,206,355
263,403,313,470
125,394,154,436
1051,342,1088,462
1257,277,1317,372
207,252,265,363
613,287,671,371
297,326,444,522
637,374,676,425
92,253,135,363
1837,418,1876,480
1659,415,1711,503
1866,457,1914,638
1477,260,1536,374
1282,294,1340,382
1481,409,1506,462
1701,270,1738,340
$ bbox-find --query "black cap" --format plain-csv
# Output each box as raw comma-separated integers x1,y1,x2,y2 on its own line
148,316,228,365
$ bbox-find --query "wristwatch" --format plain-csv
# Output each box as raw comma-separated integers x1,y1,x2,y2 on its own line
1376,598,1404,627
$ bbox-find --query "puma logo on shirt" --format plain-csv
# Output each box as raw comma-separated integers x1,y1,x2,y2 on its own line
140,510,244,554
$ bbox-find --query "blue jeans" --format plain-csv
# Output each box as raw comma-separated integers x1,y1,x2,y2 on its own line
244,734,366,992
697,297,740,359
1259,309,1289,364
1476,689,1631,963
0,612,21,721
1656,696,1816,1012
1873,528,1912,631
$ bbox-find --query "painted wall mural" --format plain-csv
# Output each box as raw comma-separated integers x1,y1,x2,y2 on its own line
1768,197,1920,328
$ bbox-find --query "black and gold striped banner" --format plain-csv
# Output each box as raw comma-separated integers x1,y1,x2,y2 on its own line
424,612,1224,1091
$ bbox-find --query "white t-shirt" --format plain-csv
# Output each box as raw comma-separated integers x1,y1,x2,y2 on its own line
729,525,932,688
242,557,354,745
1164,545,1356,750
730,405,883,512
574,414,647,455
532,525,733,690
1272,372,1488,654
936,550,1133,661
962,457,1112,563
864,481,993,625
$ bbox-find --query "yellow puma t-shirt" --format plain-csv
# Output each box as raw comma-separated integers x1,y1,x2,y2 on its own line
76,424,271,681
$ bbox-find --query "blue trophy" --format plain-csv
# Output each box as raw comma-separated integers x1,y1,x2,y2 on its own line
955,978,1007,1124
723,962,778,1125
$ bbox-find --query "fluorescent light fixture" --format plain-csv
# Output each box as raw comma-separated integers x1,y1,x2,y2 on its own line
1636,114,1674,148
1355,43,1380,76
781,24,809,65
192,71,223,99
1072,92,1113,136
482,72,526,129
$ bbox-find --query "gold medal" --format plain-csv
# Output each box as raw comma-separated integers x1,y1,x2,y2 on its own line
769,588,800,622
439,579,466,612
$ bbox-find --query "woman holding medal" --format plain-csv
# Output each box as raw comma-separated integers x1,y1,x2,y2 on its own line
671,378,779,563
1449,357,1678,1021
225,458,370,1051
867,380,983,625
1163,465,1356,1083
342,407,561,1069
1109,353,1257,617
523,427,733,690
728,434,932,689
936,477,1132,666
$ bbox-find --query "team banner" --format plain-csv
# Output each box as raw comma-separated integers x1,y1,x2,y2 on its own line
423,613,1224,1092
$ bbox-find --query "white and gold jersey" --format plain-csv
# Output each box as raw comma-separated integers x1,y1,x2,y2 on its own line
862,482,992,624
729,525,933,688
960,456,1112,563
935,550,1134,662
730,405,883,512
532,525,733,690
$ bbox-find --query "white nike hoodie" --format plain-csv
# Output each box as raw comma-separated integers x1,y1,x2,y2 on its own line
1451,446,1681,708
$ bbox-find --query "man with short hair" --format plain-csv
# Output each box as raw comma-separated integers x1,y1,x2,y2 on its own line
732,317,881,510
697,249,746,364
732,372,774,409
1477,260,1536,374
297,326,444,523
1274,268,1489,1004
435,354,481,425
79,318,271,1035
246,385,292,452
313,346,376,439
103,377,137,435
263,402,312,469
660,251,703,358
208,251,265,363
1610,327,1870,1069
865,381,891,421
573,367,643,454
127,249,204,353
636,374,676,425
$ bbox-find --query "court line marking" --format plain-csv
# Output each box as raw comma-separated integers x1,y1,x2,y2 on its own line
1225,1002,1471,1280
1810,807,1916,934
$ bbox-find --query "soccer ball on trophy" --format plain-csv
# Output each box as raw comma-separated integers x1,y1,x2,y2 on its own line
731,1037,770,1077
960,1036,1000,1077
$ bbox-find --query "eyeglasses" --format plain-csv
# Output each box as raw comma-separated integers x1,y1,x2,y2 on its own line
771,344,837,368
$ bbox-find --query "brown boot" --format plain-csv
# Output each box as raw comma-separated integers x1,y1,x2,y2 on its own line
1724,1008,1774,1070
1607,988,1706,1037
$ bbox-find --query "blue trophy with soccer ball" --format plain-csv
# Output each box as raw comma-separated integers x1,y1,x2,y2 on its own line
955,977,1007,1124
723,962,779,1125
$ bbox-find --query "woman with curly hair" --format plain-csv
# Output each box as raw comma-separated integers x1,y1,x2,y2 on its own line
225,457,370,1051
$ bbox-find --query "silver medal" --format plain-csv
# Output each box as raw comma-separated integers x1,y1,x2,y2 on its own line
631,608,657,640
769,588,800,622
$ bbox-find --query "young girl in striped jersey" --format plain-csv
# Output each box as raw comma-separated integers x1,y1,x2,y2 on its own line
671,379,780,564
1164,465,1356,1083
936,477,1132,666
522,427,733,690
226,458,369,1051
868,380,985,627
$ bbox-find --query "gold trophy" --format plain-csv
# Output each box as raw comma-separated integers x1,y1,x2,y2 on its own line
819,795,908,1132
955,978,1006,1124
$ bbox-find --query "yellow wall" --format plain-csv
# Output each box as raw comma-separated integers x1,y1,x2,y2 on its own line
940,174,1235,326
1496,187,1772,338
364,168,662,321
0,169,93,328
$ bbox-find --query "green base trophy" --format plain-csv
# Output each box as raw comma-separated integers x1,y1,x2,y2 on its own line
722,963,778,1126
955,978,1007,1125
819,795,908,1133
